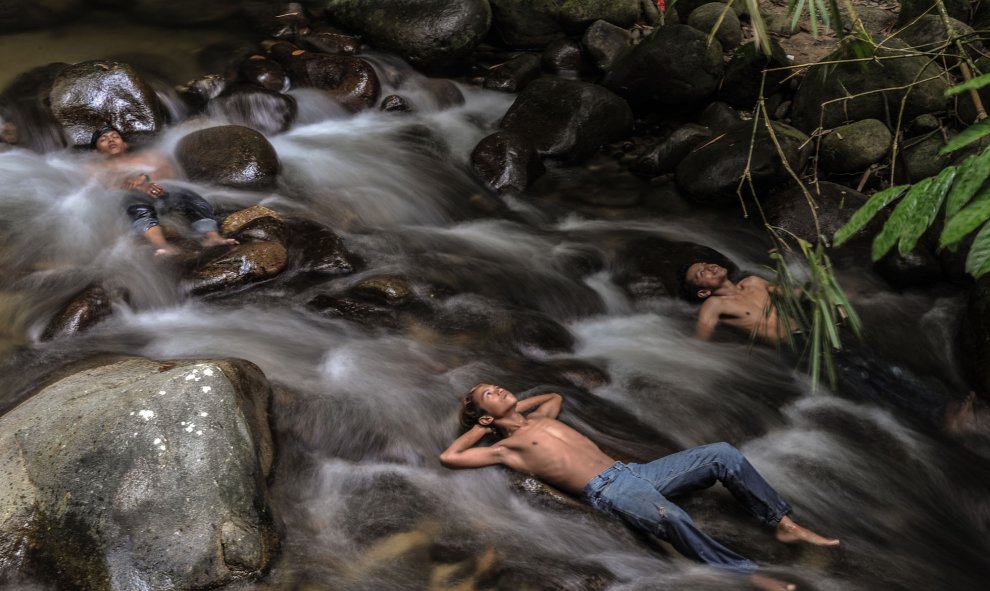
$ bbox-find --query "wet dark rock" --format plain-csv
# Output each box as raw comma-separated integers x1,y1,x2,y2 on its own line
380,94,412,112
695,101,741,133
896,0,968,27
351,275,414,306
676,121,811,207
49,60,164,147
470,130,545,194
187,241,289,295
958,274,990,400
874,246,944,291
499,77,633,161
580,19,632,72
208,85,298,135
40,285,111,341
764,181,873,248
902,131,955,182
719,40,791,109
268,45,380,111
0,0,84,32
613,236,736,299
558,0,643,32
0,62,68,153
307,294,399,328
238,55,289,92
297,25,363,55
541,38,597,79
489,0,566,48
175,74,227,111
513,312,574,352
288,220,361,275
0,357,277,590
631,123,712,177
790,37,949,133
819,119,892,174
323,0,491,69
542,358,611,390
906,113,941,136
176,125,280,190
687,2,742,50
484,53,542,93
221,205,287,244
604,24,724,108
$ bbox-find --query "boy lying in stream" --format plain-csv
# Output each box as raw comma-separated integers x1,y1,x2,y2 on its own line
440,384,840,591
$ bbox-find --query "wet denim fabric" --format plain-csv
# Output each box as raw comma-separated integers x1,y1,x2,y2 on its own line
122,185,219,235
583,442,792,574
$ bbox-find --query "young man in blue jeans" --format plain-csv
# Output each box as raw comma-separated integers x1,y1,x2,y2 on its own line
440,384,840,591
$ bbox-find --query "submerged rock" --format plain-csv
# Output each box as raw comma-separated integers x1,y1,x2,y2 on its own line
221,205,287,244
176,125,280,189
0,357,278,589
40,285,112,341
471,130,545,194
187,241,289,295
208,85,298,135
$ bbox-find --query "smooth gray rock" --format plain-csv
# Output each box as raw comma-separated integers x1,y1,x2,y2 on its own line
0,357,277,590
902,131,955,182
323,0,491,68
819,119,892,173
687,2,742,50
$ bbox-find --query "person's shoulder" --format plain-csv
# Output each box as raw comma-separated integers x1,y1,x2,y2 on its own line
740,274,770,286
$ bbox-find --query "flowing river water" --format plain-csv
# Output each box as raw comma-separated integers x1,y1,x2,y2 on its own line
1,12,989,591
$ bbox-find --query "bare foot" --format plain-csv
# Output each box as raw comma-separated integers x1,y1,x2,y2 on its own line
751,573,796,591
201,235,239,247
775,516,840,547
154,245,182,257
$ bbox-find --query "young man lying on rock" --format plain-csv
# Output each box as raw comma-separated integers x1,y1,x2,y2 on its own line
440,384,840,591
90,125,237,256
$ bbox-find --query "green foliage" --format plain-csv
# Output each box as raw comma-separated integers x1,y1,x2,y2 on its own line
940,184,990,248
833,184,908,246
944,72,990,98
945,149,990,217
938,118,990,155
769,239,861,389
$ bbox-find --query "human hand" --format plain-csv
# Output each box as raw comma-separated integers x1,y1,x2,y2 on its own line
122,174,149,190
143,183,165,198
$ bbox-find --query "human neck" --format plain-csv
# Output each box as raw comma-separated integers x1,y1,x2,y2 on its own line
494,411,529,436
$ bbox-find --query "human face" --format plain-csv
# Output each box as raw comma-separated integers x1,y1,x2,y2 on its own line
686,262,727,292
95,130,127,157
470,383,518,419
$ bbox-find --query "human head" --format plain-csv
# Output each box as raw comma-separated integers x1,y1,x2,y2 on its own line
459,383,518,431
680,262,728,302
91,125,126,156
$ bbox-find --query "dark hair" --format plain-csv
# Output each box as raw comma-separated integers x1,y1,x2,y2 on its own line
459,384,486,430
678,262,707,303
90,125,121,149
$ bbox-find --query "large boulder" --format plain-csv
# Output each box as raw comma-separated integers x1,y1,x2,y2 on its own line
499,77,633,161
0,0,85,32
176,125,280,189
604,24,724,108
764,181,872,247
0,357,278,589
790,37,949,133
675,121,811,206
49,60,164,147
272,48,381,111
323,0,492,69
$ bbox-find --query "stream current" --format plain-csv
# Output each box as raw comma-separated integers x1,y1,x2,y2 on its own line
1,14,989,591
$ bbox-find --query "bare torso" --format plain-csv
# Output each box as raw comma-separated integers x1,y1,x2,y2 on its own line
88,150,175,189
495,418,615,494
700,276,789,342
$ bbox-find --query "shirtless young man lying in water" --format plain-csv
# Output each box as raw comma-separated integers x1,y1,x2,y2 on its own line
440,384,840,591
681,262,792,343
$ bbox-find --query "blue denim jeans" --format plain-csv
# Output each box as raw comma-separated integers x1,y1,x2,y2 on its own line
122,185,219,236
583,442,792,574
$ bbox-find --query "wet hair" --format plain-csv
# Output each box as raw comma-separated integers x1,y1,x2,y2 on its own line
678,262,708,303
90,125,122,149
459,384,487,430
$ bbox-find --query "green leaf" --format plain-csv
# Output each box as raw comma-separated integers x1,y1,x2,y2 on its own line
870,174,945,260
939,118,990,155
833,184,909,246
964,220,990,276
940,185,990,248
898,166,957,254
790,0,806,32
945,72,990,98
945,148,990,217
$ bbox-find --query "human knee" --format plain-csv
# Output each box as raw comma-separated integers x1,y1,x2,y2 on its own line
708,442,744,471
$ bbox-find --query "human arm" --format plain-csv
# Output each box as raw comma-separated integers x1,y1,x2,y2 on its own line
695,300,721,340
438,424,509,469
517,393,563,419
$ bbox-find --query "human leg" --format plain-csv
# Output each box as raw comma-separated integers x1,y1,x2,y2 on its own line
589,465,757,573
158,187,237,246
